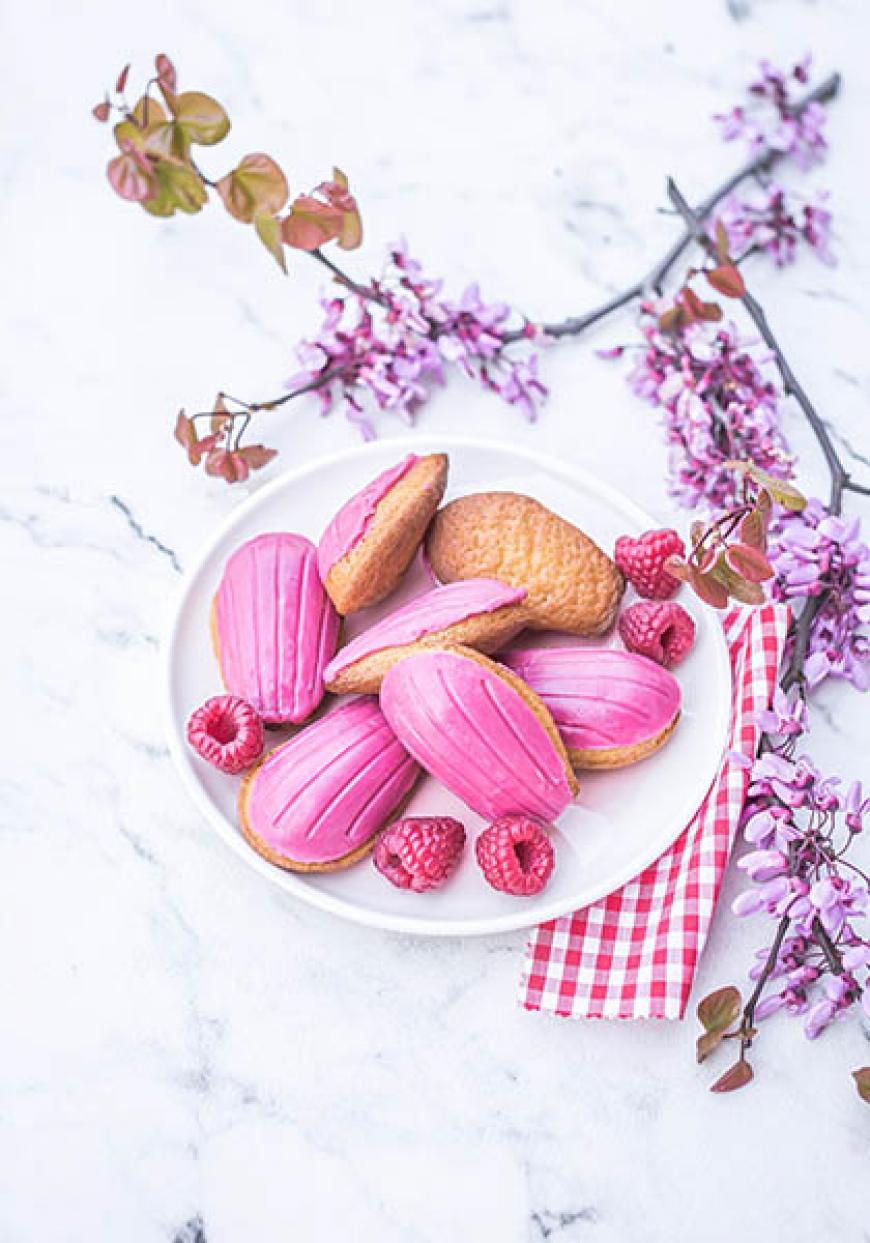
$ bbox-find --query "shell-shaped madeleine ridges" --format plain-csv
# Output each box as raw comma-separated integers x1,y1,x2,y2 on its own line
215,532,338,723
503,647,680,750
246,698,419,864
380,649,574,822
324,578,526,681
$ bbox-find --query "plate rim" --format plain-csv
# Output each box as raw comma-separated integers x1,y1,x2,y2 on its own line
163,434,732,938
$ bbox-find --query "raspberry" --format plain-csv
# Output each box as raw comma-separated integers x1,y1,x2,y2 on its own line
186,695,265,773
614,528,686,599
373,817,466,892
474,815,555,897
618,601,695,669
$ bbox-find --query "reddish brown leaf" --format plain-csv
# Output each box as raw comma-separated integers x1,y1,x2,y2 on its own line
282,198,342,251
155,53,177,94
738,508,769,551
697,986,742,1034
658,304,685,334
710,1059,753,1093
216,153,288,223
689,564,729,609
174,410,196,451
115,63,131,93
696,1029,725,1064
706,264,746,298
852,1067,870,1104
236,444,278,470
724,543,775,583
210,394,231,436
682,287,723,323
714,219,731,263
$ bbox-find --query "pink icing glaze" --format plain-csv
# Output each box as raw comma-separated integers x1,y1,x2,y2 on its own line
317,454,420,580
380,649,574,822
502,647,681,752
324,579,526,681
243,697,419,864
215,533,339,724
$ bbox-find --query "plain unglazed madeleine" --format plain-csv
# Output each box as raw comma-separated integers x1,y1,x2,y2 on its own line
211,532,339,725
318,453,449,614
238,697,420,873
425,491,624,636
379,645,579,823
502,645,682,770
324,578,528,695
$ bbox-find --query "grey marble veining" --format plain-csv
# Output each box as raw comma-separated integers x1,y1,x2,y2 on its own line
2,1,869,1240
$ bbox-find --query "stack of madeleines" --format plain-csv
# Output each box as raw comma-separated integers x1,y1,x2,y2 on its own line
205,452,686,874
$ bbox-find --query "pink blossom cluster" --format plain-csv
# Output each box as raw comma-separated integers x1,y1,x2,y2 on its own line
714,56,828,169
626,307,793,509
286,242,546,438
733,718,870,1041
768,499,870,691
713,185,833,267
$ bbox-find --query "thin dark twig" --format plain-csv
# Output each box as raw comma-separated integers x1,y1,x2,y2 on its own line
184,368,342,426
666,175,869,696
665,176,860,1043
812,918,845,976
741,912,792,1050
312,249,388,305
500,71,841,345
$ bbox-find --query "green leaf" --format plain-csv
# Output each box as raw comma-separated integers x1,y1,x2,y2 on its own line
169,91,230,146
254,213,288,272
161,160,208,214
697,986,742,1034
710,1058,753,1094
852,1068,870,1104
726,462,806,511
217,154,288,224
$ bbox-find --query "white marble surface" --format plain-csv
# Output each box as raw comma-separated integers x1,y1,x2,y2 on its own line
3,1,869,1239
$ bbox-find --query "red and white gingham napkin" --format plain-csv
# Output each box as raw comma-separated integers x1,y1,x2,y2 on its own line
519,603,791,1021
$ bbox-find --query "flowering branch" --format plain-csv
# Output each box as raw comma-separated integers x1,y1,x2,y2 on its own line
501,70,840,346
664,182,870,1100
666,176,866,516
130,58,837,478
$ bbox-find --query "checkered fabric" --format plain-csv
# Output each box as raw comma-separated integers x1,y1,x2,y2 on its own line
519,603,791,1020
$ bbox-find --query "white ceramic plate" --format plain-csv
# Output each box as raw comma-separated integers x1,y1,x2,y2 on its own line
164,437,731,936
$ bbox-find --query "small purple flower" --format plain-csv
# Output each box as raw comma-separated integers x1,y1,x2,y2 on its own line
754,686,807,738
769,499,870,692
804,998,836,1040
286,243,547,437
717,58,828,169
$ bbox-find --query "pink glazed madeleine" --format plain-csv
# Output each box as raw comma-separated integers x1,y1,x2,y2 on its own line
239,697,420,872
212,532,339,725
324,578,528,695
380,646,578,823
503,646,681,769
317,452,448,615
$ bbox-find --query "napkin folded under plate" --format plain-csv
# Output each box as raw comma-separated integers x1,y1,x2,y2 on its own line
519,603,791,1020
